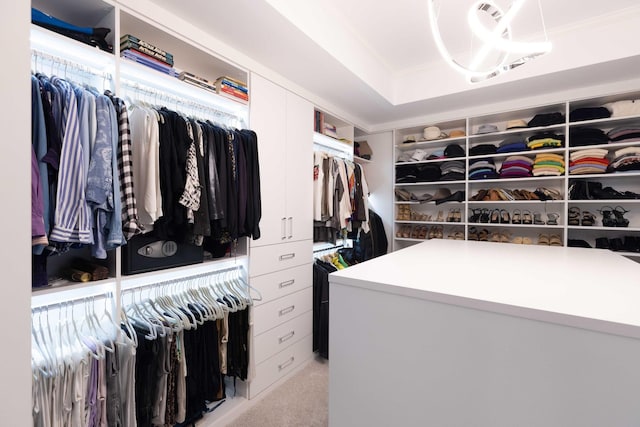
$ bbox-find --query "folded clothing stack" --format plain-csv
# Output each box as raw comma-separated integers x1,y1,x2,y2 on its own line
569,148,609,175
527,132,565,150
499,155,533,178
439,160,465,181
569,106,611,122
120,34,178,77
603,99,640,118
497,137,528,154
532,153,565,176
607,146,640,172
469,158,498,180
469,144,498,156
569,127,609,146
607,126,640,143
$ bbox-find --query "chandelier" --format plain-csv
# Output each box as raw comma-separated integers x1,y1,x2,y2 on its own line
427,0,552,83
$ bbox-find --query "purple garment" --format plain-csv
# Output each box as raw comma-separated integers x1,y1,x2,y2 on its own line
31,147,46,239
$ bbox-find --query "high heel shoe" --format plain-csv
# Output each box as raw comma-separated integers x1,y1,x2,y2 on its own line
447,209,456,222
490,209,500,224
522,210,533,225
500,209,510,224
568,207,581,226
436,210,445,222
512,209,522,224
469,208,482,223
598,206,616,227
479,208,491,223
613,206,630,227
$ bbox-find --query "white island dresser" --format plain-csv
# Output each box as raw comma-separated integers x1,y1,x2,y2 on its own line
329,240,640,427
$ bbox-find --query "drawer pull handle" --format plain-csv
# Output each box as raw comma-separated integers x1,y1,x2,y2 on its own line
279,279,295,288
279,305,295,316
281,217,286,240
279,253,295,261
278,356,295,371
278,331,295,343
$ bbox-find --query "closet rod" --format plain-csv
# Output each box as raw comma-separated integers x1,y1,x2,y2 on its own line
119,79,244,125
31,290,113,310
121,265,245,294
31,48,113,80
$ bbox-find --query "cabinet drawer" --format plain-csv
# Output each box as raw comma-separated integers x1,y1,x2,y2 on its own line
251,264,311,306
249,240,312,277
252,287,312,335
254,310,313,364
249,333,313,399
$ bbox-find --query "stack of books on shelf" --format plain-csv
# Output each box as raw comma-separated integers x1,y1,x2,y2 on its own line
215,76,249,104
178,71,217,93
120,34,178,77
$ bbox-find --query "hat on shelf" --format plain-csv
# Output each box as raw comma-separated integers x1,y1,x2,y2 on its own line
449,129,466,138
476,124,499,134
444,144,465,158
423,126,448,141
431,187,452,202
506,119,528,129
355,140,372,159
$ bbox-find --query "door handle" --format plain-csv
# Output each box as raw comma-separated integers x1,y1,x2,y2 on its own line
288,217,293,239
278,356,295,371
281,217,286,240
279,305,295,316
278,330,295,344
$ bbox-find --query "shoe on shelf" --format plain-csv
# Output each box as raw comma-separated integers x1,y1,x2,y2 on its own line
454,231,465,240
469,208,482,223
454,209,462,223
500,230,511,243
418,226,428,239
447,209,456,222
613,205,630,227
395,188,413,201
471,189,488,201
549,234,563,246
512,236,523,244
522,210,533,225
468,226,479,241
436,210,445,222
595,237,610,249
512,209,522,224
598,206,616,227
411,225,420,239
568,207,581,226
546,212,560,226
490,209,501,224
478,228,489,241
490,231,502,243
479,208,491,223
533,211,545,225
537,234,550,245
522,237,533,245
500,209,510,224
581,211,596,227
434,226,444,239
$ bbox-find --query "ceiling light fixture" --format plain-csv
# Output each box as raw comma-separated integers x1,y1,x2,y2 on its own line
427,0,552,83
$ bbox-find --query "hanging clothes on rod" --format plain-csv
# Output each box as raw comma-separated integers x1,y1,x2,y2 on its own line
119,80,262,272
120,266,259,426
313,150,370,244
31,50,137,288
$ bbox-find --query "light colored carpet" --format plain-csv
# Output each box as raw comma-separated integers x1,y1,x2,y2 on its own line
224,357,329,427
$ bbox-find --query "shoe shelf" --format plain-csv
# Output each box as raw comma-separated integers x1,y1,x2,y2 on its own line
392,88,640,253
468,200,565,205
394,181,466,187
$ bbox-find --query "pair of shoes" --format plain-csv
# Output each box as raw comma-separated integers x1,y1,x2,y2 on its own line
428,226,444,239
568,207,580,225
581,211,596,226
490,230,511,243
396,224,412,238
598,206,630,227
512,236,533,244
610,205,630,227
411,211,431,221
546,213,560,225
489,209,511,224
447,230,465,240
535,187,562,201
469,208,482,223
447,209,462,222
396,204,412,221
539,234,562,246
416,225,429,239
533,211,545,225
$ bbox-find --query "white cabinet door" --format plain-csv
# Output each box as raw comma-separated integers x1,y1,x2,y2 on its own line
285,91,314,242
250,74,287,247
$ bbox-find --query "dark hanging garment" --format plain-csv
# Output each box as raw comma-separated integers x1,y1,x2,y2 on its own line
241,129,261,240
226,308,249,381
313,260,335,359
235,130,248,238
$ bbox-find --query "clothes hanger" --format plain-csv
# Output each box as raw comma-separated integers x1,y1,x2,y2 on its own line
70,300,102,361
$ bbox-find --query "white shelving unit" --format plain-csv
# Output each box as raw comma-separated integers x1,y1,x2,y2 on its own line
393,90,640,263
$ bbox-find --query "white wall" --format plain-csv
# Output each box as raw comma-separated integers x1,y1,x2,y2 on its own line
0,1,33,425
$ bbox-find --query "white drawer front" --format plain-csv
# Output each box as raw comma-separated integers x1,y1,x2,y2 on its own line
249,333,313,399
251,264,311,306
249,240,312,277
252,287,313,335
254,310,313,364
